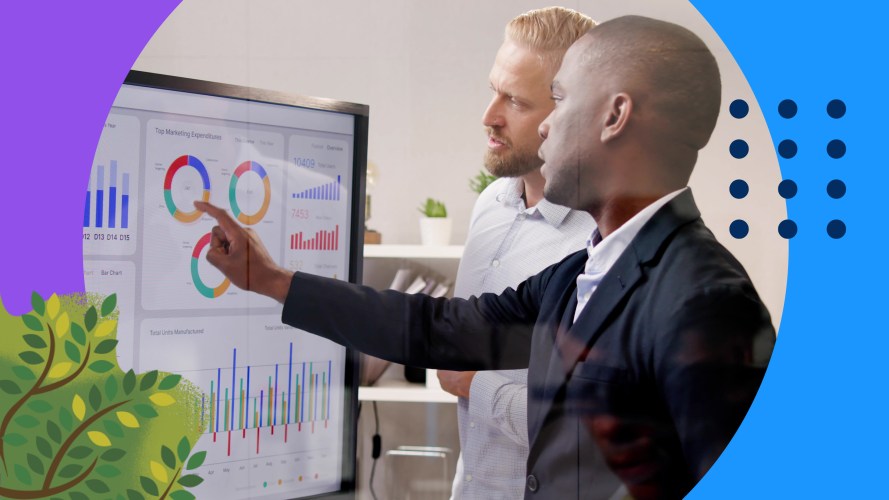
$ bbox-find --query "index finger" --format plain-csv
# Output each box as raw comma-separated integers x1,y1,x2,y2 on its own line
195,200,240,233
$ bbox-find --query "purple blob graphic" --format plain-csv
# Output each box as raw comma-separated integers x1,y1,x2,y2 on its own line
0,2,181,314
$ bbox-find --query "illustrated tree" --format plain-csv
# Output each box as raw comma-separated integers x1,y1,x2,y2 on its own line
0,292,206,499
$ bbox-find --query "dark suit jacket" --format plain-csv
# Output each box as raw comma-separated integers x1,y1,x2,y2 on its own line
284,190,775,499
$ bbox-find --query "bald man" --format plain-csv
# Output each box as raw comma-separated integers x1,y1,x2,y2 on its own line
197,15,774,499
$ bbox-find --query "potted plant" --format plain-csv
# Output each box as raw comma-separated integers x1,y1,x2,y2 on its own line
417,198,451,245
469,169,498,194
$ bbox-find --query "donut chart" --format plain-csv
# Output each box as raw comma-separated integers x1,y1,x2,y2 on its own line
164,155,211,223
229,160,271,225
190,232,230,298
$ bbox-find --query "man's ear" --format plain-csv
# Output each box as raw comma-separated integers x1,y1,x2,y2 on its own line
601,93,632,143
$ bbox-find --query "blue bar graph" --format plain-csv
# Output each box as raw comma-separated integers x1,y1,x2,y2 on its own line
84,161,131,229
291,175,341,201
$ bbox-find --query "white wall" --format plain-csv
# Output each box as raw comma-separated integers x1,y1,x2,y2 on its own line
135,0,786,324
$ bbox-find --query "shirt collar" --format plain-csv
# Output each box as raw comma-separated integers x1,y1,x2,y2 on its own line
584,187,688,273
499,177,573,228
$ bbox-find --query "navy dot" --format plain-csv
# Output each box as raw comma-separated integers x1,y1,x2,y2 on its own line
778,99,797,118
730,99,749,119
730,220,749,239
729,179,749,199
827,139,846,159
778,179,798,199
730,140,749,159
827,99,846,119
827,219,846,239
778,140,798,159
778,219,798,239
827,179,846,199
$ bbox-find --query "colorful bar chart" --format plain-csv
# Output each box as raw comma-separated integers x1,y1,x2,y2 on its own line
290,225,339,251
201,344,333,457
291,175,341,201
84,160,130,229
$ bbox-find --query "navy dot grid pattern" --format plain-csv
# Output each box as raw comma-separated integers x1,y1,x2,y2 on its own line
730,99,846,239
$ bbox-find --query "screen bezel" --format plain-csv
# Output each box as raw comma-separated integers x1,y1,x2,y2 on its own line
123,70,365,499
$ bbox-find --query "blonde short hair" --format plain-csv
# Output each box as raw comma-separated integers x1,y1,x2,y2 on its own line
505,7,596,69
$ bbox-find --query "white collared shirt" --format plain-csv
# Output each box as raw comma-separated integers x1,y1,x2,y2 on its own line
574,188,687,322
451,177,595,500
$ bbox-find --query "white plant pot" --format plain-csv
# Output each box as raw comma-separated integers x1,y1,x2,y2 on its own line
419,217,452,246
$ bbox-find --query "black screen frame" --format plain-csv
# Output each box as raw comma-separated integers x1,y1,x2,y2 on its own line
123,70,365,500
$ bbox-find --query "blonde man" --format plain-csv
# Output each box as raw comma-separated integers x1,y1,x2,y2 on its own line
435,8,598,499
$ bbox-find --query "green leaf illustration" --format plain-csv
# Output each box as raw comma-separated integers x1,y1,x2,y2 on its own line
140,475,159,496
71,322,87,345
89,360,115,373
23,333,47,349
0,379,22,394
96,464,121,478
36,436,53,458
185,451,207,471
101,448,126,462
15,414,39,428
14,463,32,485
159,374,182,390
27,399,52,413
59,406,74,431
123,369,136,394
19,351,45,365
170,491,196,500
69,492,90,500
134,404,159,419
27,453,45,474
89,385,102,411
95,339,118,355
68,446,93,459
177,474,203,487
3,433,27,446
86,478,110,493
47,420,62,444
161,445,177,469
140,370,159,391
65,340,81,363
177,436,191,461
59,463,83,478
85,306,98,332
31,291,46,316
12,365,36,381
101,294,117,317
105,376,119,400
126,489,146,500
22,314,44,332
104,419,124,438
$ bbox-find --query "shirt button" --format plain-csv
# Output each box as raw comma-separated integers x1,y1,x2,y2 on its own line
496,194,504,202
470,422,476,428
491,260,500,268
517,213,526,221
466,474,473,482
527,474,538,492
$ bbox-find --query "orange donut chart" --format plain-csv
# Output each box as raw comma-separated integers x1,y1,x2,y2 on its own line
229,161,271,225
164,155,211,223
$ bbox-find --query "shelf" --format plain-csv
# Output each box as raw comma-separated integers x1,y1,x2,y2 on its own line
363,244,463,260
358,378,457,403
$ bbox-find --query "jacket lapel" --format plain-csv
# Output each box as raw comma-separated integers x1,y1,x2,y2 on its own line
526,189,702,447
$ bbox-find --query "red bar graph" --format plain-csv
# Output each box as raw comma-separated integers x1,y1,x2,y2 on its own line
290,225,339,251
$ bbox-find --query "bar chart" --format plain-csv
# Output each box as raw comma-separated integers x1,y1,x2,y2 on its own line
290,225,339,251
291,175,341,201
84,160,131,229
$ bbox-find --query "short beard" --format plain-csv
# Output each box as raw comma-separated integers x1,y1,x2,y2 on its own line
483,142,543,178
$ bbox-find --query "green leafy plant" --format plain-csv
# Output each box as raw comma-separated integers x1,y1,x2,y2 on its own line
469,170,497,194
417,198,447,218
0,292,205,499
